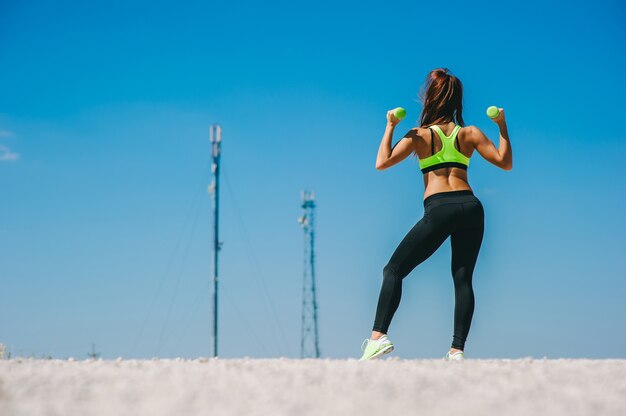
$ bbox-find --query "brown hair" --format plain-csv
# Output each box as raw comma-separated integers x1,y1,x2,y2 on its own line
418,68,465,127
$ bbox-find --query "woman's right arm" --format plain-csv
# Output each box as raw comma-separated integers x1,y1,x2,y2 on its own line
470,108,513,170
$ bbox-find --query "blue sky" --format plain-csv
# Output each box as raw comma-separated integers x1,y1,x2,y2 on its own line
1,0,625,359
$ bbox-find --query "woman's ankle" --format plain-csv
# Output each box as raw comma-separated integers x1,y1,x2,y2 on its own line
371,331,386,340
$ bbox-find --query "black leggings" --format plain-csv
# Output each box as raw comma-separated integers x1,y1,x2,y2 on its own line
372,190,484,350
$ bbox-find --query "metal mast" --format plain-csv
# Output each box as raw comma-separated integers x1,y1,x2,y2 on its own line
209,124,222,357
298,190,320,358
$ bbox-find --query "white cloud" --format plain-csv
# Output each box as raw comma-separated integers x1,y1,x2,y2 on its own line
0,130,14,138
0,145,19,161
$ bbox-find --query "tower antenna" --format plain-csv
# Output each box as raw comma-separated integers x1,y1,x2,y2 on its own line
298,190,320,358
209,124,222,357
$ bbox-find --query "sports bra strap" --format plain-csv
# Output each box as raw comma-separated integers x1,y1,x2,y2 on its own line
430,128,435,156
432,125,461,140
430,125,462,154
429,124,462,151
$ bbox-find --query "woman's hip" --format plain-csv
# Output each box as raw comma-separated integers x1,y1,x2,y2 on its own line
423,190,484,227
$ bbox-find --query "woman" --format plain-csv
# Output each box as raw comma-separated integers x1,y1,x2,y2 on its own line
359,68,512,361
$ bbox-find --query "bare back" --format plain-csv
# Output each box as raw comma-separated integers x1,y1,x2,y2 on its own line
413,122,474,200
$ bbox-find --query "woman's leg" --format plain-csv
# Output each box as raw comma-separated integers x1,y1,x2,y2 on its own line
372,210,452,336
449,201,484,351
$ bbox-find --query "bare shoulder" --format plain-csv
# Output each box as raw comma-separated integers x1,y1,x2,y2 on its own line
398,127,423,144
460,125,482,144
407,127,430,154
402,127,420,136
409,127,430,140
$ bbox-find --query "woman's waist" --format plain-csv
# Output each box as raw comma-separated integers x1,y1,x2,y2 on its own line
423,186,479,208
423,179,472,201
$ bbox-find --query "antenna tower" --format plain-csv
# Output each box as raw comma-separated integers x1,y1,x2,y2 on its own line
298,190,320,358
209,124,222,357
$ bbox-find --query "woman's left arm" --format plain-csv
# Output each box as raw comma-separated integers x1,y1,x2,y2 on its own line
375,111,418,170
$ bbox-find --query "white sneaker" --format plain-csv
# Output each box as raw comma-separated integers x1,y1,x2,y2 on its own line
444,350,464,361
359,335,394,360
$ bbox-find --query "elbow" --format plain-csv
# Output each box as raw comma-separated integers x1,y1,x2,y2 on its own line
375,160,388,170
496,156,512,171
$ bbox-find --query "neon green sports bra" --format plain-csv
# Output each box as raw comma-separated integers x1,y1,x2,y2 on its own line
418,125,470,173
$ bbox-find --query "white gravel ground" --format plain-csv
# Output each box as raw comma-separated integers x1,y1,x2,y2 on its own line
1,358,625,416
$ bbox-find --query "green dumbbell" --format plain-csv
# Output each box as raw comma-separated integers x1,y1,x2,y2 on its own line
486,106,500,119
393,107,406,120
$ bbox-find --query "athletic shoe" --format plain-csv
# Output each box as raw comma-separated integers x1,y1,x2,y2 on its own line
444,350,464,361
359,335,394,360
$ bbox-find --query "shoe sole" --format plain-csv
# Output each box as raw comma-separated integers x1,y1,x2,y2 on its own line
367,344,394,360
